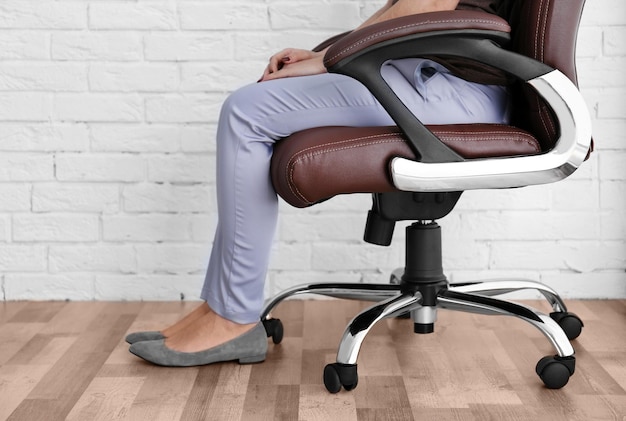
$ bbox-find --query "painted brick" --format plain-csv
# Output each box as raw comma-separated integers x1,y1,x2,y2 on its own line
0,184,31,211
4,274,95,300
269,2,361,30
146,154,213,183
489,241,626,272
55,153,145,182
54,94,143,122
135,245,209,273
180,62,260,92
235,31,334,61
0,31,49,59
600,210,626,241
180,125,216,153
599,151,626,180
268,243,312,271
89,63,179,92
13,214,99,242
189,215,217,242
579,0,625,26
551,179,599,211
591,120,625,150
0,154,54,181
540,271,626,299
49,245,137,273
90,124,180,153
0,1,86,29
0,123,88,152
312,242,401,271
0,216,8,243
102,214,191,242
279,214,365,242
0,245,47,272
145,94,224,123
32,183,120,213
89,2,177,30
94,275,202,301
179,3,269,30
144,33,233,61
599,181,626,210
604,26,626,56
51,32,143,61
597,89,626,120
0,93,52,121
122,183,213,213
0,63,87,91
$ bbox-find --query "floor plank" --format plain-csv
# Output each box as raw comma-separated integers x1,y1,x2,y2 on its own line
0,299,624,421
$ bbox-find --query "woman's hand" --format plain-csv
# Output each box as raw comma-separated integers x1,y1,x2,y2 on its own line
259,48,327,82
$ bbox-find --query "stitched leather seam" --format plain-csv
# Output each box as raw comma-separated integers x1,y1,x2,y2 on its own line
325,19,509,64
436,137,541,152
433,132,540,152
295,136,538,160
535,0,557,142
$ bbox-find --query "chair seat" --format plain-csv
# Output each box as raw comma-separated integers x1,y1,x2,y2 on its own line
271,124,541,208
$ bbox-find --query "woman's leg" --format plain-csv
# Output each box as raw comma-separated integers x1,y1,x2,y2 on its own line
202,73,402,325
167,73,401,351
162,66,510,352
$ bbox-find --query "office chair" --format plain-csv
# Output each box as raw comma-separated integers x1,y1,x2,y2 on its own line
261,0,592,393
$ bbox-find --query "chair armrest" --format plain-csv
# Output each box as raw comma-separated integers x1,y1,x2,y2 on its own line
320,10,592,192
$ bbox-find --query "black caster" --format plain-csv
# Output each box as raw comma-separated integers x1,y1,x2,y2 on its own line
536,355,576,389
550,312,583,340
323,363,358,393
262,318,284,344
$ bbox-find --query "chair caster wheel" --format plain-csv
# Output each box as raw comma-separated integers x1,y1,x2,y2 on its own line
323,363,358,393
536,355,575,389
262,318,284,344
550,312,583,340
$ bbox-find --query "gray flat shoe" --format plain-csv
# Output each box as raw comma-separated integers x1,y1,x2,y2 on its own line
125,331,165,344
129,322,268,367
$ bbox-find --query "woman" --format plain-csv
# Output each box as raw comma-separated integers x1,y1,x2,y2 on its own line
127,0,508,366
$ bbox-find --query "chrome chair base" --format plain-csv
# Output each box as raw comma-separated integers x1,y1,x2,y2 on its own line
261,277,582,392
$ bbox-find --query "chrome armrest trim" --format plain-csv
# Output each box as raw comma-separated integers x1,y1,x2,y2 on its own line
390,70,592,192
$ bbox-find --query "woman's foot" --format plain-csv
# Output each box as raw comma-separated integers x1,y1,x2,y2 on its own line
161,301,211,338
125,301,211,344
164,308,257,353
128,307,267,367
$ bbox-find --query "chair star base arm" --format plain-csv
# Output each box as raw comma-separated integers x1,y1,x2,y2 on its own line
438,290,575,358
260,283,402,321
450,279,569,313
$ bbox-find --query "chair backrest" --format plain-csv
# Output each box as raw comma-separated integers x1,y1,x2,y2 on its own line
506,0,586,151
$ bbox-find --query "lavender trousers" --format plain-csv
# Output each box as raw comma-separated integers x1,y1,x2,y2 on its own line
200,59,511,324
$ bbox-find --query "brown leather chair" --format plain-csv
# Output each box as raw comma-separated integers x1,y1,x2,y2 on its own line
261,0,592,393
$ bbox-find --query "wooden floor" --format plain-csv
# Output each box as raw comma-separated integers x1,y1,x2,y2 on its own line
0,299,624,421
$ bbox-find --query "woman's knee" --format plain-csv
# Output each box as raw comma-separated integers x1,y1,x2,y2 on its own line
217,82,280,153
219,82,268,123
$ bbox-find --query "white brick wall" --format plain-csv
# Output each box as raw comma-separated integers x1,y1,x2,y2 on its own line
0,0,624,301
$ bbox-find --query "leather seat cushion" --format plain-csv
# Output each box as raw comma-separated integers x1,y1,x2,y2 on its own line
271,124,541,208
